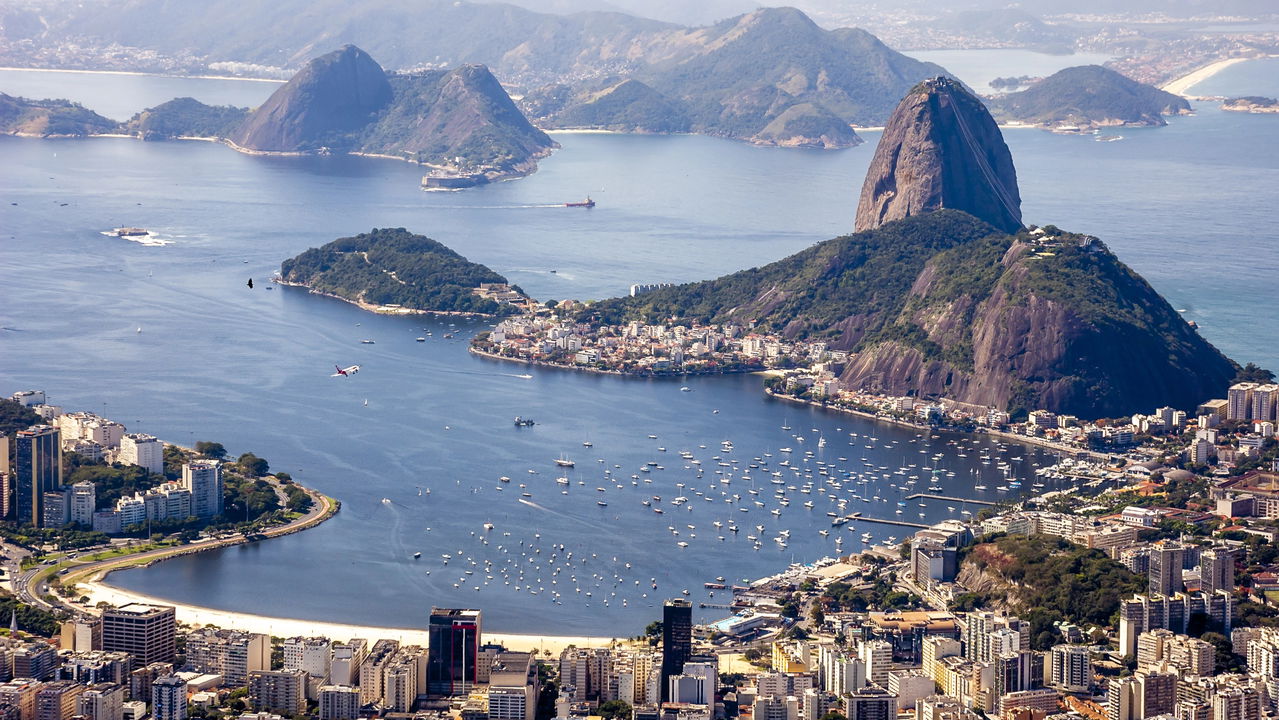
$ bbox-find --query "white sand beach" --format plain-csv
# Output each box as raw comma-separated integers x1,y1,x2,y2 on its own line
1161,57,1251,96
78,580,618,655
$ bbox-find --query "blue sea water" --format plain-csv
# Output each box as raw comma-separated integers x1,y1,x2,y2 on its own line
1,58,1276,634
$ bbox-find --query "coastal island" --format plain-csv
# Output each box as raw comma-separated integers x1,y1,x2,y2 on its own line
988,64,1192,131
1222,96,1279,114
278,227,533,317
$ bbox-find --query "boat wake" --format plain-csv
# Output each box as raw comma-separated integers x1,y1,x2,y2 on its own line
99,230,173,246
423,204,568,210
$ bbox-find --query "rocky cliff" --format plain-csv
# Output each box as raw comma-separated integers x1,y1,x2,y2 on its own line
855,77,1023,234
231,44,392,152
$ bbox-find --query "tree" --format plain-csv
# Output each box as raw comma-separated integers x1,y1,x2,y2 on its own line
820,713,847,720
1234,362,1276,383
237,453,269,477
195,441,227,460
598,701,631,720
0,399,40,436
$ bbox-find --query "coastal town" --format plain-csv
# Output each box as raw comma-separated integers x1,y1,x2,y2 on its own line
2,365,1278,720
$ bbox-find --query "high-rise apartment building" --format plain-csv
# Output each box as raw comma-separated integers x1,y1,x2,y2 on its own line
1048,645,1092,693
248,670,307,715
101,605,176,665
846,686,897,720
181,460,223,519
1201,547,1240,595
185,629,271,686
1149,542,1185,597
283,636,332,680
14,426,61,526
427,608,481,696
358,640,399,706
76,684,124,720
68,482,96,527
318,686,360,720
660,599,692,702
34,681,84,720
117,435,163,475
149,676,186,720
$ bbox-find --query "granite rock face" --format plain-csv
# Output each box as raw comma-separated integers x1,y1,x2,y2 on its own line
231,45,393,151
855,76,1023,234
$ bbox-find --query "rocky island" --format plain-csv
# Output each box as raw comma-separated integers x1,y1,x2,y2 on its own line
279,228,530,317
988,65,1192,130
1222,96,1279,114
491,77,1236,418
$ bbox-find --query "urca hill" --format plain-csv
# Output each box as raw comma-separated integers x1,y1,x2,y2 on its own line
279,228,522,317
583,78,1236,418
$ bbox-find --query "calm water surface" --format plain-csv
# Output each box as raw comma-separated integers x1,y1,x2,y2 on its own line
2,58,1276,634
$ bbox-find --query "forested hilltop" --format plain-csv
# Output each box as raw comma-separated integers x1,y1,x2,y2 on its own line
279,228,519,316
579,210,1236,417
989,65,1192,129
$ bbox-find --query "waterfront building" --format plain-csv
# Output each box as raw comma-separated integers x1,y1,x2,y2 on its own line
55,413,124,450
488,652,535,720
358,639,399,706
14,426,61,526
181,460,222,519
426,608,481,696
661,599,692,703
150,676,186,720
248,670,307,715
185,629,271,687
68,482,95,527
76,684,124,720
101,604,176,665
318,686,359,720
117,435,163,475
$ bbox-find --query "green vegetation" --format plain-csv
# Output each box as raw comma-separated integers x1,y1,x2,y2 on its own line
121,97,248,139
280,228,515,315
0,399,40,436
0,93,117,136
820,575,920,612
955,535,1144,644
989,65,1190,128
1235,363,1276,383
196,441,227,460
0,596,60,636
597,701,631,720
583,210,1000,341
552,79,691,134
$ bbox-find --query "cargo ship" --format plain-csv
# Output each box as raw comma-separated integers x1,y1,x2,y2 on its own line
565,197,595,208
113,227,149,237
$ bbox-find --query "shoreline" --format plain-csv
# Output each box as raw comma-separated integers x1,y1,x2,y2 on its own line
468,345,763,378
77,580,616,653
274,279,502,319
763,388,1114,463
0,66,285,84
1161,57,1251,97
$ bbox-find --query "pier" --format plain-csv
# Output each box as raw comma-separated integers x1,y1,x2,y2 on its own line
906,493,998,506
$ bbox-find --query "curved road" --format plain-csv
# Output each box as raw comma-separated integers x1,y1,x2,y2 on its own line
16,484,335,615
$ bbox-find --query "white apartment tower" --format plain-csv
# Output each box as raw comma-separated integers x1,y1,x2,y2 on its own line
182,460,223,519
118,434,163,475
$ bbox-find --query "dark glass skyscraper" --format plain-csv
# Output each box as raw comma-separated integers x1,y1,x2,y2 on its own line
427,608,482,696
15,425,61,527
661,598,692,702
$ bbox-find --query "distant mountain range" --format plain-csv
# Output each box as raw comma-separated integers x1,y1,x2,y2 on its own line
579,78,1236,417
2,46,557,181
12,1,949,146
990,65,1192,129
